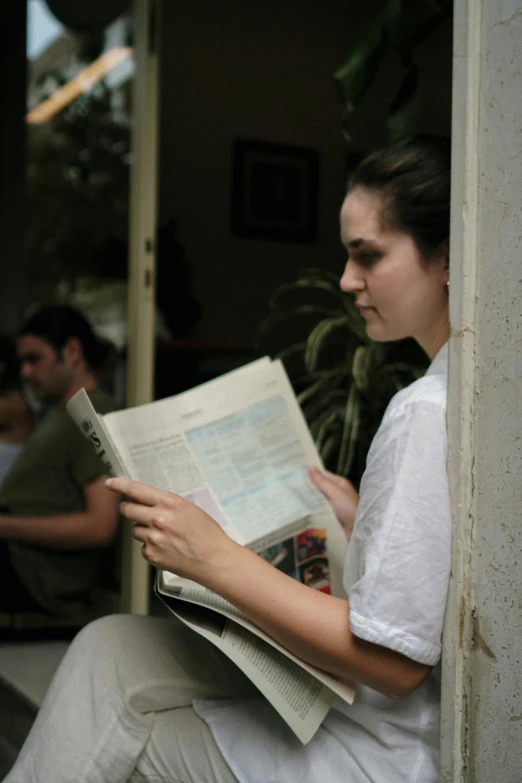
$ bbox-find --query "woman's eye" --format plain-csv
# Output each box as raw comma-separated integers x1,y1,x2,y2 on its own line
358,252,378,267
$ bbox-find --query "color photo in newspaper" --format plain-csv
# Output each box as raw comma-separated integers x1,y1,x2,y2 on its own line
259,527,331,594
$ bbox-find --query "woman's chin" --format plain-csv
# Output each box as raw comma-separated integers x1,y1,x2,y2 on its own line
364,323,386,342
364,325,400,344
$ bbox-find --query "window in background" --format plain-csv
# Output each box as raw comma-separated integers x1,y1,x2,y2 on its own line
25,0,134,365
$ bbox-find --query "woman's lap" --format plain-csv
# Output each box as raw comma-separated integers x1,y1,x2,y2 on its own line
130,706,239,783
6,614,256,783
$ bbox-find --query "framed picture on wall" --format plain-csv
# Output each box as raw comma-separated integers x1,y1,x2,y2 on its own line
230,140,319,243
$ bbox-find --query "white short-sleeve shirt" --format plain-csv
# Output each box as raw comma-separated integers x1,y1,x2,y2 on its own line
194,343,451,783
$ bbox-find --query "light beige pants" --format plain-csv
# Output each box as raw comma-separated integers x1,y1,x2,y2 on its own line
6,614,259,783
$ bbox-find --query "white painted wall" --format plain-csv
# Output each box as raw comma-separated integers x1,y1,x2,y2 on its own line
442,1,522,779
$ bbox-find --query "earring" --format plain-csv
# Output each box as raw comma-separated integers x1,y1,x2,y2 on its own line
446,280,450,289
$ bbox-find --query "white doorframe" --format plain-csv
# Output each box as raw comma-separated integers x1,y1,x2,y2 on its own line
121,0,161,615
440,0,482,776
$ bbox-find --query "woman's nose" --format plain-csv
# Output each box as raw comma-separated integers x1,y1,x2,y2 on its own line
340,260,365,293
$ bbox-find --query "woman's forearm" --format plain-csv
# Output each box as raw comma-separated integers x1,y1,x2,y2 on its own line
109,476,431,699
205,541,431,699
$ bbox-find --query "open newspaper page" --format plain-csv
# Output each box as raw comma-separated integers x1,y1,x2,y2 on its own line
67,391,127,476
66,357,352,742
103,358,348,594
160,597,336,745
66,358,271,480
159,573,355,704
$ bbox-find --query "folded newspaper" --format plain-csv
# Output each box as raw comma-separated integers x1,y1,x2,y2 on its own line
67,357,354,743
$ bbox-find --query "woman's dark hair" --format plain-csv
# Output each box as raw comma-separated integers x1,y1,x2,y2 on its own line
19,305,111,372
347,135,451,257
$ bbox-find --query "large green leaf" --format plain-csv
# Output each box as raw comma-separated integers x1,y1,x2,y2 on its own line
333,0,453,142
336,383,360,476
257,304,340,350
383,0,413,67
315,408,343,454
386,65,421,140
351,345,371,391
304,317,355,374
301,390,348,425
297,368,349,409
333,14,388,138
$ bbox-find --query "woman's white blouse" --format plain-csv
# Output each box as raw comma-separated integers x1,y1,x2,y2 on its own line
194,343,451,783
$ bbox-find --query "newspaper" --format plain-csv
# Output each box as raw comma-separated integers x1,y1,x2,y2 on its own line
67,358,354,744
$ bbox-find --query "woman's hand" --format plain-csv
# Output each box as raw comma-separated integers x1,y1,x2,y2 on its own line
308,466,359,539
105,477,236,584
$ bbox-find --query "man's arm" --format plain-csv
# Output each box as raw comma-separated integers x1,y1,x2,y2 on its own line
0,476,120,548
0,396,34,443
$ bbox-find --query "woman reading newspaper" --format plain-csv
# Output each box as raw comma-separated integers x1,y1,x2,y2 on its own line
7,136,452,783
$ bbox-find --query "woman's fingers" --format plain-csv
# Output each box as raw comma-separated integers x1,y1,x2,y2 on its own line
107,477,233,578
107,477,181,509
106,477,158,505
308,464,359,537
322,469,350,488
130,524,148,544
308,466,337,498
120,501,156,526
309,466,351,495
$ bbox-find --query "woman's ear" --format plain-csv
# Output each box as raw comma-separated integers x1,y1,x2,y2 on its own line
443,240,450,284
436,240,450,285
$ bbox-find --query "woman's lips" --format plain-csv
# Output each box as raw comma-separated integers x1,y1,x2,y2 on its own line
357,305,375,317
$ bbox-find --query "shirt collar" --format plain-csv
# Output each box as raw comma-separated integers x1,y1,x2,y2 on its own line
425,341,448,377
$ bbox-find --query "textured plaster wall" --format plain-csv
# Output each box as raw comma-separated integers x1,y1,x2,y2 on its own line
443,1,522,779
471,0,522,776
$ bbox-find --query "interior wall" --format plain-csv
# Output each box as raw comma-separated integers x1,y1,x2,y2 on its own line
158,0,453,342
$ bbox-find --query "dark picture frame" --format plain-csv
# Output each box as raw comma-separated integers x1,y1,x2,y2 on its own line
230,140,319,243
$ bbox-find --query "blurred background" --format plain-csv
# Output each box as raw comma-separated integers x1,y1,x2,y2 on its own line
0,0,453,405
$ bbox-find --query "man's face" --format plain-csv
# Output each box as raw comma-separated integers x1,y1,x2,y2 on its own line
17,335,74,402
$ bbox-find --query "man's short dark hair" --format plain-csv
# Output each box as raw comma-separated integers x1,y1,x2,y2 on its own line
20,305,110,371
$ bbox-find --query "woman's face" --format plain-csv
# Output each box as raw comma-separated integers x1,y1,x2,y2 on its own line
339,187,449,358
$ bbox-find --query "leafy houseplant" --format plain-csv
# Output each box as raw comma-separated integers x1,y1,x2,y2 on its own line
333,0,453,142
257,269,428,486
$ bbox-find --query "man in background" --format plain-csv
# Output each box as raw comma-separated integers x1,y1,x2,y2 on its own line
0,305,120,615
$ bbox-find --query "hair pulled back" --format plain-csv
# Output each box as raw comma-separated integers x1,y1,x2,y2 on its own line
347,135,451,257
20,305,110,371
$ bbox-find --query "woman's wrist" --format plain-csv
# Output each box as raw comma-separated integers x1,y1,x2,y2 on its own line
198,535,247,593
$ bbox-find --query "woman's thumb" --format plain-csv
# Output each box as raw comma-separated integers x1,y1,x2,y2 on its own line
308,466,333,496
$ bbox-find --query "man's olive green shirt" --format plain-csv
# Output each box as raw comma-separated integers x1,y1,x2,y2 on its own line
0,388,116,614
